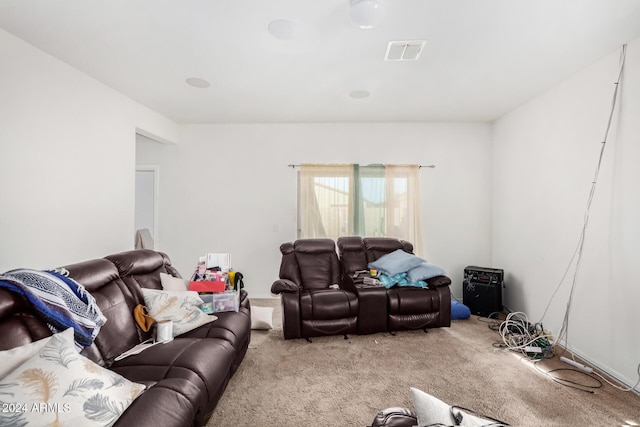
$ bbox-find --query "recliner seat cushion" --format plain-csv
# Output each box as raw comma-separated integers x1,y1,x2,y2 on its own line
111,337,235,412
300,289,358,320
300,289,358,337
387,288,439,315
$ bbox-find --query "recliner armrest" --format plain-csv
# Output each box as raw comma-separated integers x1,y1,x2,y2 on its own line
426,275,451,287
271,279,301,294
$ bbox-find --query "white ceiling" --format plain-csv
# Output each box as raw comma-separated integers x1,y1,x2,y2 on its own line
1,0,640,124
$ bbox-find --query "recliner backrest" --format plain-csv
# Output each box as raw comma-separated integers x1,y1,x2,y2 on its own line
105,249,170,293
64,258,142,367
279,239,340,290
337,237,415,276
0,288,51,351
363,237,414,263
336,236,368,277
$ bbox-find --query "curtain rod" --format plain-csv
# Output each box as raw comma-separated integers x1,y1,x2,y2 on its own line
288,164,435,169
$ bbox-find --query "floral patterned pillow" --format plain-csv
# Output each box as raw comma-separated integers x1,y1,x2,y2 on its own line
0,332,145,427
0,327,75,381
141,288,216,337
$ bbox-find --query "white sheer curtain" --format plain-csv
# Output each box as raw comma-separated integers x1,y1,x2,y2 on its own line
298,164,354,239
385,165,423,256
298,164,423,255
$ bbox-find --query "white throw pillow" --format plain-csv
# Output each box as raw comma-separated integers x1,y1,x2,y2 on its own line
141,288,216,336
159,272,189,292
0,332,145,427
411,387,503,427
0,327,75,380
250,306,274,330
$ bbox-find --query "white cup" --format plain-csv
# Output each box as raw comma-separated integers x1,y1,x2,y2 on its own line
156,320,173,343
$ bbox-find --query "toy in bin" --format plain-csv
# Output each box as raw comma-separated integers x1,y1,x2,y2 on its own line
199,291,240,313
190,253,245,314
190,253,235,292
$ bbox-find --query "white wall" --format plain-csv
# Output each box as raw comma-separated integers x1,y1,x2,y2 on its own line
137,122,492,298
493,38,640,389
0,28,178,271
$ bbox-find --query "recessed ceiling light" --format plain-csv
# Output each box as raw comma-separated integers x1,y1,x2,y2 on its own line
349,89,371,99
268,19,297,40
186,77,210,88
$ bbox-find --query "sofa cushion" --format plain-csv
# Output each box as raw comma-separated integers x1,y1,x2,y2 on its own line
288,239,341,290
114,378,200,427
336,236,368,276
105,249,167,292
407,262,447,283
388,288,439,315
368,249,425,276
141,289,216,337
0,327,74,380
300,289,358,321
250,305,274,330
0,288,53,351
160,272,188,292
110,337,235,413
363,238,414,263
411,387,505,427
0,331,145,427
64,259,142,366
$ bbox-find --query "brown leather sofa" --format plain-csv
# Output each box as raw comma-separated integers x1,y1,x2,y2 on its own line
271,237,451,340
338,236,451,333
0,249,250,427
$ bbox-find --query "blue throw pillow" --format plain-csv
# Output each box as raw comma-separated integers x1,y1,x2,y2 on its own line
451,300,471,320
368,249,425,276
406,262,447,283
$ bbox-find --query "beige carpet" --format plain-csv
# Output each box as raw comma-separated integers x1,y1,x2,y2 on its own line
207,298,640,426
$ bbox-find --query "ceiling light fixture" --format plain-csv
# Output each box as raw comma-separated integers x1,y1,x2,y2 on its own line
349,0,385,29
349,89,371,99
186,77,210,88
268,19,297,40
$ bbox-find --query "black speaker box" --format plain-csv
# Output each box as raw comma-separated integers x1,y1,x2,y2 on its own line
462,266,503,317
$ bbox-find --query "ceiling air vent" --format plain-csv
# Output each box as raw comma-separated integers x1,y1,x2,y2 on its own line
384,40,426,61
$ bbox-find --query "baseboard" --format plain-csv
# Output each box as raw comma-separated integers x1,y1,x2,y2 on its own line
554,340,640,395
490,308,638,395
248,293,279,300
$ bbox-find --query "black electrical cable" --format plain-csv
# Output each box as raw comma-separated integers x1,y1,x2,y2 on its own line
533,363,603,394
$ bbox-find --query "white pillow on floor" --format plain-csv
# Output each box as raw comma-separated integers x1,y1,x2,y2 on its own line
251,306,274,330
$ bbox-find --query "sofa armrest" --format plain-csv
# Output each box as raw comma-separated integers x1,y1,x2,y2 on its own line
426,275,451,287
114,378,199,427
271,279,300,294
369,407,417,427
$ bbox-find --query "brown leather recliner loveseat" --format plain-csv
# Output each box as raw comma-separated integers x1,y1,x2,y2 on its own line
271,237,451,340
270,238,359,340
0,249,250,427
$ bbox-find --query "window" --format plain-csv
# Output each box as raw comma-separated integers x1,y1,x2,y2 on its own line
297,164,423,253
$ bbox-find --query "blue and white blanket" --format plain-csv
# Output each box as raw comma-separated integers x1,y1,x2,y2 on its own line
0,268,106,351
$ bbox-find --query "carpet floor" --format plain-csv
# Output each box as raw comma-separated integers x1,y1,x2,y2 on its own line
207,298,640,426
